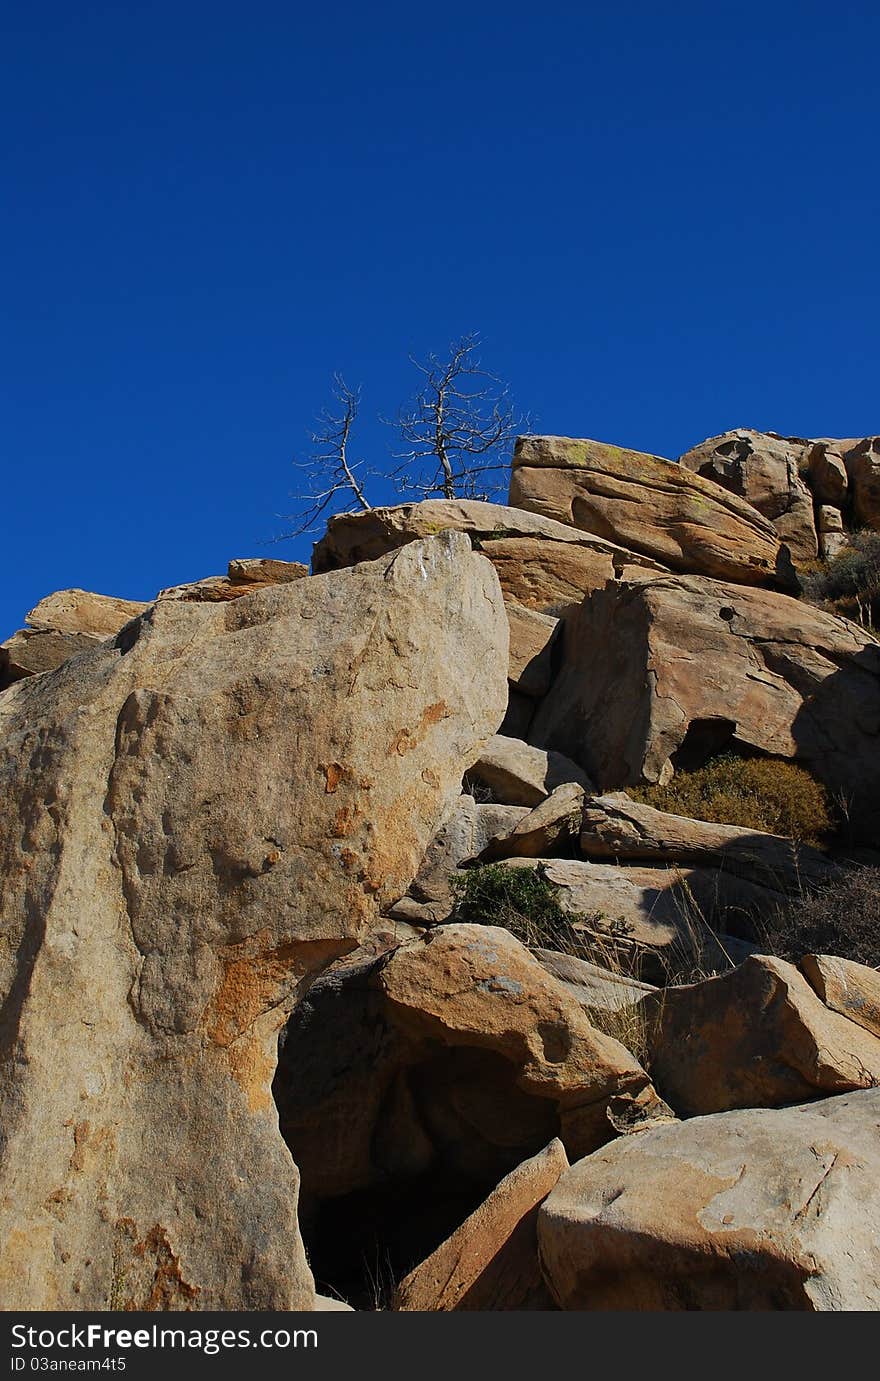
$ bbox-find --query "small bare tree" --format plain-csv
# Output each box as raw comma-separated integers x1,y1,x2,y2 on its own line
282,373,373,537
387,332,527,500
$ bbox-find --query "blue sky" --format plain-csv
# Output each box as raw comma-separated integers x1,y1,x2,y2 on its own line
2,2,879,637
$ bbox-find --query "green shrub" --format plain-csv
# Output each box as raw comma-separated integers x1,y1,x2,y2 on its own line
801,531,880,628
760,865,880,967
629,753,836,846
450,863,595,952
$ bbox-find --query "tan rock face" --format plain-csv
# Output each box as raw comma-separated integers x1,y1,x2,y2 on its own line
844,436,880,528
808,442,849,507
468,734,593,807
479,782,586,861
678,429,818,563
275,924,665,1204
505,600,559,698
157,558,309,602
26,587,149,636
509,435,796,589
480,536,664,612
533,950,656,1017
0,532,508,1310
645,955,880,1117
538,1087,880,1310
529,574,880,842
579,791,836,893
497,858,759,983
393,1139,569,1311
0,627,102,690
800,954,880,1041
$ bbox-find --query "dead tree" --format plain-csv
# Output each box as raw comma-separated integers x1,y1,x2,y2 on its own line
282,374,373,536
388,333,527,500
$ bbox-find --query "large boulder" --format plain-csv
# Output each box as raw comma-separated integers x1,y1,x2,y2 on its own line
678,429,818,563
537,1087,880,1310
274,924,667,1206
529,574,880,843
509,435,797,589
807,442,849,508
1,627,102,690
0,532,508,1310
467,734,593,807
393,1138,568,1311
800,953,880,1041
495,858,760,983
645,955,880,1117
157,557,309,602
579,791,836,893
844,437,880,529
26,587,149,636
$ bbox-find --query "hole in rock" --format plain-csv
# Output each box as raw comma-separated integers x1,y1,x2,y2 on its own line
670,718,738,772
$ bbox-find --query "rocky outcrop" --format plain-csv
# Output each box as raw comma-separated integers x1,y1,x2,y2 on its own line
645,955,880,1117
538,1087,880,1310
157,557,309,602
505,600,559,699
1,627,102,689
509,435,797,589
678,429,818,563
405,793,529,907
808,442,849,508
467,734,593,807
0,532,508,1310
533,950,656,1017
800,954,880,1040
393,1139,568,1310
579,791,836,893
495,858,759,982
530,574,880,842
844,437,880,529
26,587,149,636
478,783,586,861
274,925,668,1206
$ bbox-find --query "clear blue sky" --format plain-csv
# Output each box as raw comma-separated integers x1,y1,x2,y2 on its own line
3,2,879,638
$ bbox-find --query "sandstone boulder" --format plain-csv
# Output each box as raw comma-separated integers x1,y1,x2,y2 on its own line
579,791,836,894
533,949,656,1017
25,587,148,636
393,1139,568,1311
496,858,760,983
808,442,849,507
509,435,796,589
0,532,507,1310
158,558,309,602
529,574,880,843
406,793,529,905
844,436,880,529
800,953,880,1041
467,734,593,807
0,627,102,690
274,924,666,1207
678,429,818,563
645,955,880,1117
505,600,559,699
479,782,586,861
538,1087,880,1310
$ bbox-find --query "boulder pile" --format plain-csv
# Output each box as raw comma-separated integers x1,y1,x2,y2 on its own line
2,427,880,1312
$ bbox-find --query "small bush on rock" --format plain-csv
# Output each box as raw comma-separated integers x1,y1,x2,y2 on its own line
760,865,880,967
629,754,836,846
802,531,880,629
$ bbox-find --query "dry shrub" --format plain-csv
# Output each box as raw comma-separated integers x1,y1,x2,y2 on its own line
801,531,880,629
629,753,836,847
760,864,880,968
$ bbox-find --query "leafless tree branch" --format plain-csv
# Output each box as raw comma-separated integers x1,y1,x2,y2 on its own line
279,373,373,538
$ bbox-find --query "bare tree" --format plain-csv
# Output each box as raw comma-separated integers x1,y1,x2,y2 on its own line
282,373,373,537
387,332,528,500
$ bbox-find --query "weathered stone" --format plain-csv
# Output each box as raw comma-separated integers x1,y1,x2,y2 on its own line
533,949,656,1016
645,955,880,1117
0,627,102,689
158,558,310,603
467,734,593,807
509,435,796,589
393,1139,568,1311
275,925,666,1206
844,437,880,529
408,794,529,904
479,783,586,861
505,600,559,699
820,531,851,561
481,536,664,613
679,429,818,563
26,588,148,637
529,574,880,843
579,791,836,893
801,953,880,1041
538,1087,880,1310
817,504,843,533
497,858,760,983
0,532,508,1310
808,443,849,507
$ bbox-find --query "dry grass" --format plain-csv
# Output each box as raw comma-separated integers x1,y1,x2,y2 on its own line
759,864,880,967
629,753,836,847
801,531,880,631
